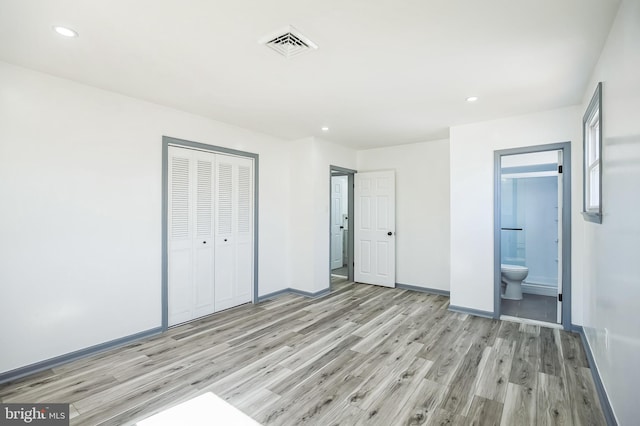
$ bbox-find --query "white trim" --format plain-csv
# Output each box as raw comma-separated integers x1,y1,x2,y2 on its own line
521,282,558,297
500,315,563,329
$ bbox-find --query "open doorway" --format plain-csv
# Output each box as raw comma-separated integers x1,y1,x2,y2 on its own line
494,143,571,328
330,166,355,284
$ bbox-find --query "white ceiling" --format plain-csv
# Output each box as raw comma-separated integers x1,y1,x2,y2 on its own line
0,0,620,149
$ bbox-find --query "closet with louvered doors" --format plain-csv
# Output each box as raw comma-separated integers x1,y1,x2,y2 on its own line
167,146,254,327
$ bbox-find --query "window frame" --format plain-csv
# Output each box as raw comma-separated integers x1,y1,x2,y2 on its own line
582,82,603,223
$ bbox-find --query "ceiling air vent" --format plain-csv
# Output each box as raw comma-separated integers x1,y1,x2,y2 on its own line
260,26,318,59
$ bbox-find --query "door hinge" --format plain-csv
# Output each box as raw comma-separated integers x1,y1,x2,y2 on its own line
558,293,563,302
558,165,563,174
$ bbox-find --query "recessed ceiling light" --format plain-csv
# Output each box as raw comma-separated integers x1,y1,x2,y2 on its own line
53,26,78,38
321,126,329,132
466,96,479,102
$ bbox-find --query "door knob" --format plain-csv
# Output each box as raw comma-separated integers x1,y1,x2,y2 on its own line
387,231,393,236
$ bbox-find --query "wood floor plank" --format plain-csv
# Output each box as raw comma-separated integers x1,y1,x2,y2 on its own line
293,298,364,335
78,386,201,426
395,378,446,426
496,321,521,342
276,321,359,371
475,338,516,403
0,369,58,400
215,364,291,408
313,398,365,426
564,364,606,426
233,388,281,415
439,341,487,416
429,408,467,426
425,316,490,387
206,346,294,394
466,395,504,426
500,382,537,426
346,342,423,410
257,349,362,425
509,331,540,389
2,370,119,404
537,372,572,426
351,311,408,353
0,282,607,425
269,334,361,395
358,357,433,425
560,331,589,368
416,315,463,360
352,304,402,338
540,327,563,376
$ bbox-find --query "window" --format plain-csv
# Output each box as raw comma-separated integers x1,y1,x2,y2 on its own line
583,82,602,223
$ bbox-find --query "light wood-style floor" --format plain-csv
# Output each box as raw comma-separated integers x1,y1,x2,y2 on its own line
0,279,606,425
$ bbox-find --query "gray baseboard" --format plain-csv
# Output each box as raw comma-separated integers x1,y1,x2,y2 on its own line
448,304,495,319
289,287,331,298
0,327,163,385
571,325,618,426
258,287,331,302
257,288,292,301
396,283,450,297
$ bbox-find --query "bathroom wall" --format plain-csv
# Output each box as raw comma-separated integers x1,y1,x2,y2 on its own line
501,175,558,290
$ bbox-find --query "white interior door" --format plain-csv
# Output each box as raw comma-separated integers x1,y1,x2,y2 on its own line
214,154,253,311
168,149,193,326
331,176,346,270
168,147,216,326
557,151,563,323
354,170,395,287
192,154,216,319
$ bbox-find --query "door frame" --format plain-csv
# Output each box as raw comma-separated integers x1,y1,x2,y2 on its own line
493,142,572,329
162,136,259,331
330,165,356,283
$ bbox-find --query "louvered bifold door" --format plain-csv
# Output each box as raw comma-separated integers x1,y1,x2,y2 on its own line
214,154,253,311
168,147,216,326
168,147,195,326
234,158,253,305
191,151,216,319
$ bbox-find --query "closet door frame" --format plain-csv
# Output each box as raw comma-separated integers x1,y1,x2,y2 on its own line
161,136,259,330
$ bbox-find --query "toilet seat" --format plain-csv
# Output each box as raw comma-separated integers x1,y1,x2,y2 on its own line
501,264,528,272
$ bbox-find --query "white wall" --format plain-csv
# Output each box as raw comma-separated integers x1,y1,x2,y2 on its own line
580,1,640,423
357,139,450,292
449,107,582,314
0,61,292,374
288,137,357,294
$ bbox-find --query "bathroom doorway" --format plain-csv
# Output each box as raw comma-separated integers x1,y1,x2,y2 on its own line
494,143,571,328
330,166,355,284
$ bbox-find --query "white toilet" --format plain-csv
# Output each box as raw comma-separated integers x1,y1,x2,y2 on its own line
501,264,528,300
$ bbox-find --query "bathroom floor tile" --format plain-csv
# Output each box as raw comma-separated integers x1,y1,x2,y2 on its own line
501,294,557,323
